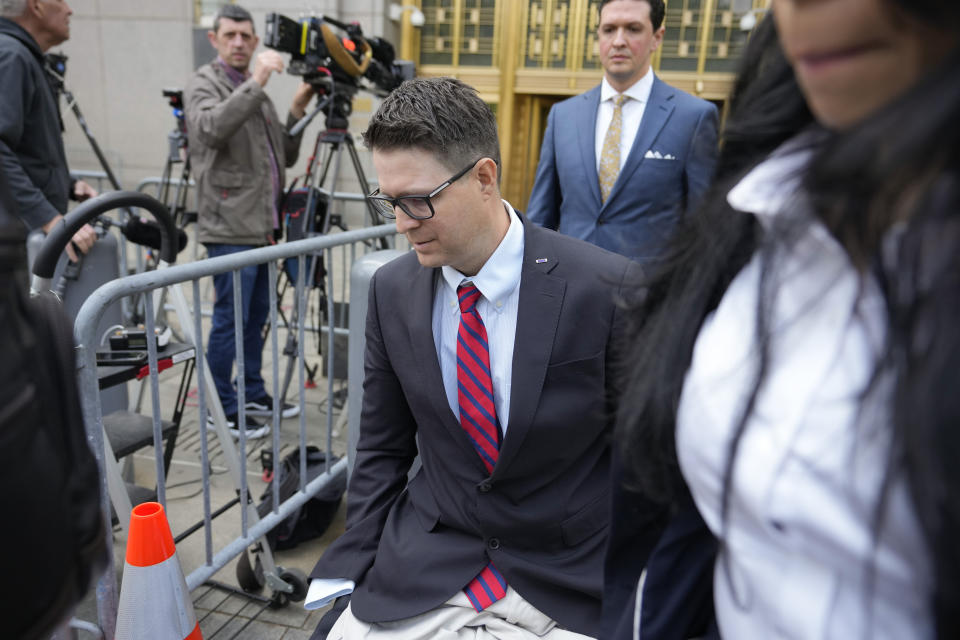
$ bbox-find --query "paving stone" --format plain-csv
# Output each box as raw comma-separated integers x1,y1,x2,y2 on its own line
239,598,310,627
199,610,287,640
194,588,248,615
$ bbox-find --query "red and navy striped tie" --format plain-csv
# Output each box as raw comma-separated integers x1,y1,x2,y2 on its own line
457,282,508,611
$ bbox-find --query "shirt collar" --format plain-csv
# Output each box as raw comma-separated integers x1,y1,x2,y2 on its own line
601,66,654,105
441,200,524,312
217,57,249,87
726,129,827,226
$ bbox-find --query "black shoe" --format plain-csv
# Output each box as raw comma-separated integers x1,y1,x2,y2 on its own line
244,394,300,419
207,412,270,440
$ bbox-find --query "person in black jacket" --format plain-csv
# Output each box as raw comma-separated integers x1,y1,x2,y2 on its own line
0,125,107,640
0,0,96,261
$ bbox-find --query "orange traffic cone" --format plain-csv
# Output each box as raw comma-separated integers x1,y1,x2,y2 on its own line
115,502,202,639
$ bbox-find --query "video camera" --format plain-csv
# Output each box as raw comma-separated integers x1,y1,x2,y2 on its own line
162,88,187,138
264,13,414,127
162,88,183,111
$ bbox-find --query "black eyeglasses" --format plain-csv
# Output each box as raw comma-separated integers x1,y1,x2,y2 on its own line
366,158,483,220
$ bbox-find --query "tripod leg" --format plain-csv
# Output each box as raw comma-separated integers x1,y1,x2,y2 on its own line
277,135,341,400
325,139,347,232
346,137,387,246
158,156,172,207
278,317,299,403
279,249,328,401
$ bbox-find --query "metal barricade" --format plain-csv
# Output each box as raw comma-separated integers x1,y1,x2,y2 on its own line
73,224,402,638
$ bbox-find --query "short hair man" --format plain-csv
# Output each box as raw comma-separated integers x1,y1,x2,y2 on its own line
526,0,719,264
306,77,637,639
184,4,313,437
0,0,98,262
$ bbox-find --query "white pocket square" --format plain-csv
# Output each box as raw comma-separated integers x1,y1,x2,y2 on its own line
644,150,675,160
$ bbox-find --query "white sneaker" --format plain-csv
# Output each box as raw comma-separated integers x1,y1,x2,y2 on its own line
206,412,270,440
244,395,300,419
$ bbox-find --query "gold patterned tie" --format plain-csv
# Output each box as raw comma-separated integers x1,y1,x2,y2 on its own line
598,94,629,203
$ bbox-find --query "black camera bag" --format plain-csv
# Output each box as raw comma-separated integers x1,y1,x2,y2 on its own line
280,184,329,288
256,446,345,550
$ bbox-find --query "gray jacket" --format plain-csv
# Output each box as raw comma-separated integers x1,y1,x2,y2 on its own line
0,18,71,231
185,61,303,245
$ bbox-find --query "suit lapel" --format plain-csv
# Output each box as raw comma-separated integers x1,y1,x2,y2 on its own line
496,220,565,474
576,86,604,210
409,265,493,472
603,76,676,209
409,267,458,430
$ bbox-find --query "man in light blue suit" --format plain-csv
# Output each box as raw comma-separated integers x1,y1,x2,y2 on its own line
527,0,719,263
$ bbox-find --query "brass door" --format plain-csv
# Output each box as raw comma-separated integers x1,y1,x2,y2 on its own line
504,94,566,209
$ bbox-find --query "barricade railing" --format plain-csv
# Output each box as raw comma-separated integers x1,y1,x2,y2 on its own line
135,175,196,193
135,175,372,203
73,223,401,638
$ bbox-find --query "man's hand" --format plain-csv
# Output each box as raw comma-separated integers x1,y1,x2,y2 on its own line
252,51,285,87
41,214,98,262
73,179,98,202
290,82,315,120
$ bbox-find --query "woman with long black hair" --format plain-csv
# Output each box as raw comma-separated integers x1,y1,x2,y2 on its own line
615,0,960,637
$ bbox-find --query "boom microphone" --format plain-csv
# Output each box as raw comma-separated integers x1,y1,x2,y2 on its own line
100,215,188,253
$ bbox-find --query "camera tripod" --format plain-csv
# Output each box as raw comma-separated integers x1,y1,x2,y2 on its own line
273,91,389,410
124,90,195,331
157,91,195,240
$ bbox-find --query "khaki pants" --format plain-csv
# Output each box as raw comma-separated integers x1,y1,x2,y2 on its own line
328,587,596,640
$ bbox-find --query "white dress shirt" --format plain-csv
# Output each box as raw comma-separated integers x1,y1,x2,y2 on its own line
594,68,655,173
675,132,933,639
434,202,523,434
306,201,524,611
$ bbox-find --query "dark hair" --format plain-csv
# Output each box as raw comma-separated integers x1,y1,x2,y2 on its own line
213,4,254,34
617,5,960,638
363,77,501,176
599,0,665,31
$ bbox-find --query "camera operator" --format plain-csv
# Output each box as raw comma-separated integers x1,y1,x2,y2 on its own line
0,0,98,263
184,4,314,438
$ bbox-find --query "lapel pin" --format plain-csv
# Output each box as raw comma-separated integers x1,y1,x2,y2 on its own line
535,258,548,264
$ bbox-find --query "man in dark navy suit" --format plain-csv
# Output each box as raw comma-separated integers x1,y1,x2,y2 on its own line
307,77,638,639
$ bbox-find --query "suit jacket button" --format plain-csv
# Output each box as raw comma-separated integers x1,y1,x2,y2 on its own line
478,481,492,493
597,218,606,225
488,537,501,550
